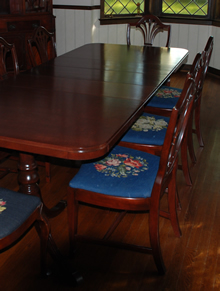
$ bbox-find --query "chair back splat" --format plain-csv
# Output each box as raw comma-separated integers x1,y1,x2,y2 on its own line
127,14,171,47
28,26,57,67
0,37,19,80
192,36,214,148
67,76,196,274
0,37,19,178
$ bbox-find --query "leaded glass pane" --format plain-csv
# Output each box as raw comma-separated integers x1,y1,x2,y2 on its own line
103,0,145,16
162,0,208,16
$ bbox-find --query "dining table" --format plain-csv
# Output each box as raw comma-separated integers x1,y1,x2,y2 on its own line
0,43,188,283
0,43,188,211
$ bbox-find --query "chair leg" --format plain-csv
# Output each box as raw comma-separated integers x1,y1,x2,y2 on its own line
194,98,204,147
168,166,182,238
67,187,78,257
35,207,51,277
180,134,192,186
176,187,182,211
187,112,196,164
149,197,166,275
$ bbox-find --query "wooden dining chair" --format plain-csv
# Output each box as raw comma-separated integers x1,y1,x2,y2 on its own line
144,36,214,184
0,187,50,276
193,36,214,148
28,26,57,67
0,36,51,183
119,52,203,187
0,37,19,80
127,14,171,47
127,14,171,86
67,77,195,275
0,37,19,178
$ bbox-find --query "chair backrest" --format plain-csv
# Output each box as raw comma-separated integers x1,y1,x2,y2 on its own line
157,53,204,184
28,26,57,67
127,14,171,47
0,37,19,80
158,77,195,183
195,36,214,102
160,52,203,178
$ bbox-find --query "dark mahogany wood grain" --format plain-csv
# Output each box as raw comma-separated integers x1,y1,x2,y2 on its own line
0,43,188,201
0,44,188,161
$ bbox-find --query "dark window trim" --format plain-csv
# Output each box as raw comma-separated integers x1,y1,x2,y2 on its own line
52,3,220,27
53,5,101,10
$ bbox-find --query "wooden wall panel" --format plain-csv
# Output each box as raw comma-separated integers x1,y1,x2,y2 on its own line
188,24,199,64
66,10,76,52
54,9,66,56
91,10,100,43
169,23,180,48
211,26,220,70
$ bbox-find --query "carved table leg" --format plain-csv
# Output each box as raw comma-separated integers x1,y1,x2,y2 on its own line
18,152,66,218
18,152,82,284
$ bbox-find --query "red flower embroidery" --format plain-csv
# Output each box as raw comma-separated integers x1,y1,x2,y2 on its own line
124,158,143,168
116,154,128,158
95,164,107,171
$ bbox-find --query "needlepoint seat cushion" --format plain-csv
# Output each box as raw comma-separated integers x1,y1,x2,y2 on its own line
147,86,182,109
121,112,170,145
0,187,41,239
69,146,160,199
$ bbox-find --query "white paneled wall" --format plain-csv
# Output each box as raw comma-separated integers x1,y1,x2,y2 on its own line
54,9,92,55
54,8,218,69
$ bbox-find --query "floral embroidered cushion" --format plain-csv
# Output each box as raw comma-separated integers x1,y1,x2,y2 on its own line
147,86,182,109
0,187,41,239
69,145,160,198
0,199,6,214
121,113,170,145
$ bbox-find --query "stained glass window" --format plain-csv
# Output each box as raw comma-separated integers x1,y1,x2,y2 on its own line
103,0,145,17
162,0,209,16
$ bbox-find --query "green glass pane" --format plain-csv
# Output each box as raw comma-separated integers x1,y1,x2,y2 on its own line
194,6,207,15
112,3,124,13
126,2,138,13
179,8,190,14
163,8,173,13
162,0,208,15
104,0,145,16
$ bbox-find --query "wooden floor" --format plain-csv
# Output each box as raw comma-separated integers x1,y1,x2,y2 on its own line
0,71,220,290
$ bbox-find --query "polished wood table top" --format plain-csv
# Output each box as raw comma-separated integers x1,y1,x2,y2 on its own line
0,44,188,276
0,43,188,161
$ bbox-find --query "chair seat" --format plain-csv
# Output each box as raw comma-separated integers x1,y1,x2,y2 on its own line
69,145,160,199
0,188,41,239
121,112,170,145
147,86,182,109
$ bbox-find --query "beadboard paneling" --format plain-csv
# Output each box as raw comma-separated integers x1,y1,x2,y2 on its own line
54,8,218,70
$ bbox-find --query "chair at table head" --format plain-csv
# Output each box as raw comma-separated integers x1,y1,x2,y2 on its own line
0,37,19,80
0,187,50,276
28,26,57,67
127,14,171,47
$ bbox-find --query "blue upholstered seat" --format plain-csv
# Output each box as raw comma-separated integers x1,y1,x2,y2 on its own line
147,86,182,109
121,112,170,145
0,188,41,239
69,145,160,199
